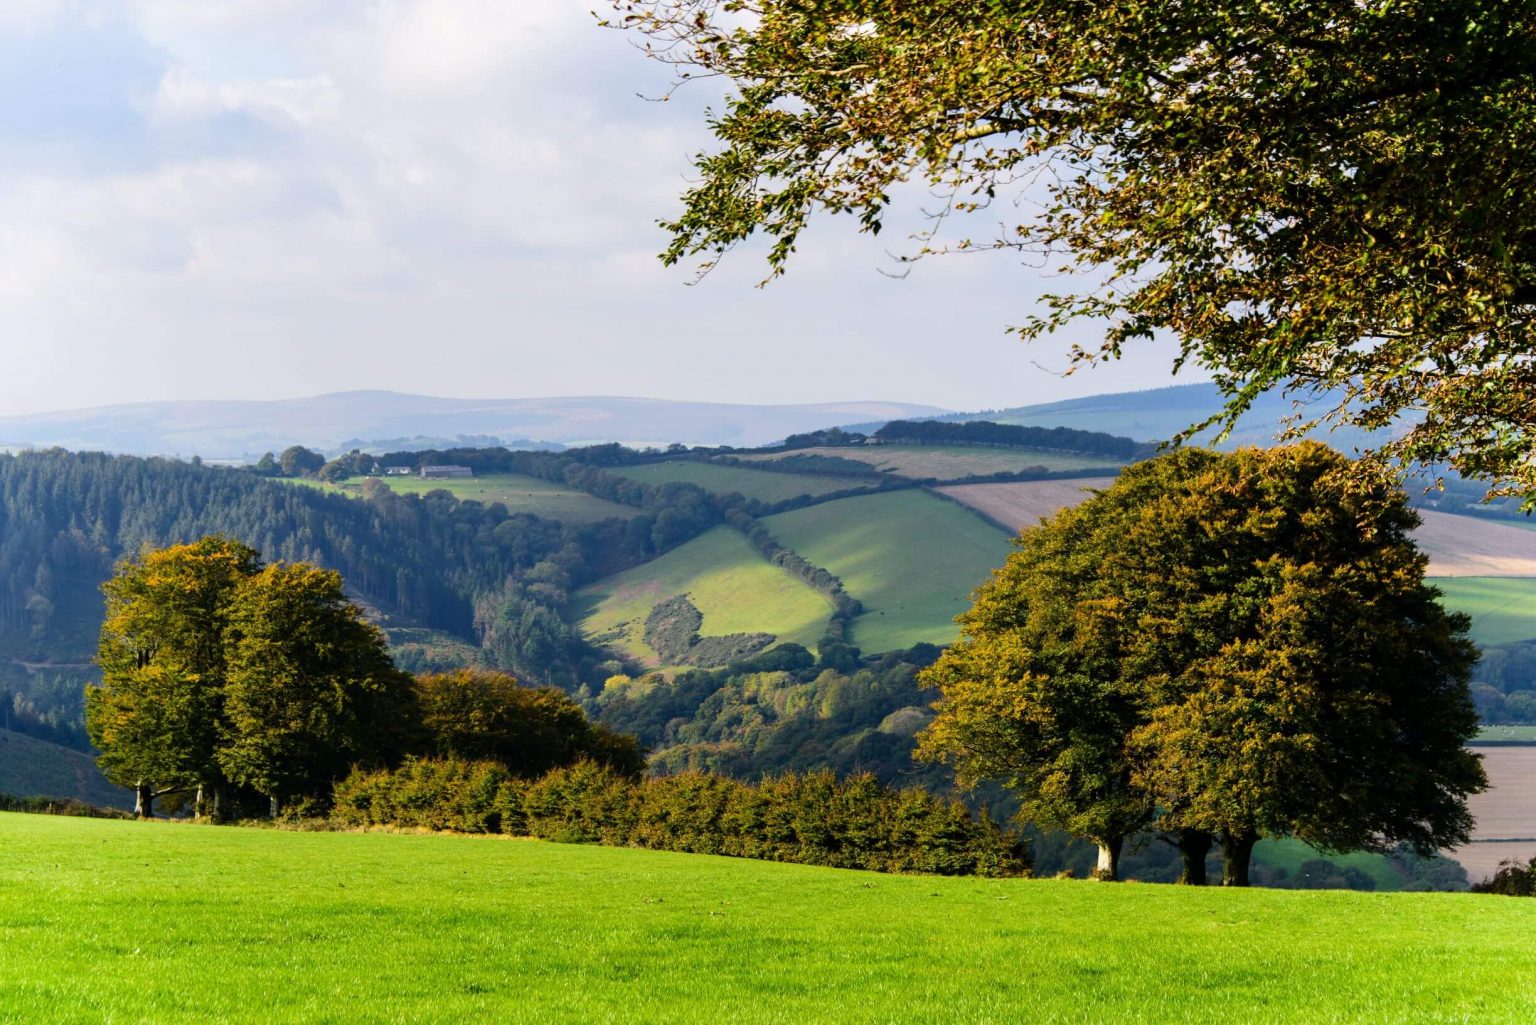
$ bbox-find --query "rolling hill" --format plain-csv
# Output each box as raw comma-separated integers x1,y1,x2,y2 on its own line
572,527,834,667
888,381,1399,451
0,730,129,808
760,490,1015,653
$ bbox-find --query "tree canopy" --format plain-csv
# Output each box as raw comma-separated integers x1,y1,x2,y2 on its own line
613,0,1536,496
917,444,1486,883
88,539,417,817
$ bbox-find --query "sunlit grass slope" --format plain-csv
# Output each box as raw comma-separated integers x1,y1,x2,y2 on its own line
616,461,865,503
572,526,832,666
762,490,1012,653
3,813,1535,1025
1430,577,1536,645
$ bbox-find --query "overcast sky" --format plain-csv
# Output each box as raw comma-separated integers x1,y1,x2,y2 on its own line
0,0,1197,416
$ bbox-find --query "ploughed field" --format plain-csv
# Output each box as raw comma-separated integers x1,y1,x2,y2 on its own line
3,814,1534,1025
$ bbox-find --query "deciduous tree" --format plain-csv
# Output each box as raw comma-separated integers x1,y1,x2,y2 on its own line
613,0,1536,496
88,537,261,818
219,563,417,816
918,444,1486,883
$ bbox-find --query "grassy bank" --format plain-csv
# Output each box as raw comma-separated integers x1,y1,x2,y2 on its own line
2,813,1533,1024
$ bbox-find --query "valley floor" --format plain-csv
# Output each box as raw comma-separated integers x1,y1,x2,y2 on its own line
2,814,1534,1024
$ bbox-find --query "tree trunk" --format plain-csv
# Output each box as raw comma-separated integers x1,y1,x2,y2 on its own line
194,782,206,821
134,780,153,819
269,793,280,819
1092,836,1123,881
1222,829,1258,887
1178,829,1213,886
210,785,223,824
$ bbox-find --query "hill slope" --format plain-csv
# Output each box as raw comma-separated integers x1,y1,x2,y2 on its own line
920,382,1396,451
762,491,1014,652
0,730,129,808
3,814,1533,1025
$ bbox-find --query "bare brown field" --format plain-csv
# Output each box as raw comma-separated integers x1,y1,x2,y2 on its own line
744,445,1123,478
940,483,1536,578
1451,745,1536,882
1408,511,1536,577
935,478,1117,532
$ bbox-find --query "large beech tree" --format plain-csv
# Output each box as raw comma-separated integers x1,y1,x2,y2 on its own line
88,537,261,818
219,563,418,817
613,0,1536,497
88,538,416,818
917,444,1486,884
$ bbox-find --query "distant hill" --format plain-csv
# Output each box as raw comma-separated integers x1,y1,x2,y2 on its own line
0,392,949,460
844,382,1401,452
0,729,129,808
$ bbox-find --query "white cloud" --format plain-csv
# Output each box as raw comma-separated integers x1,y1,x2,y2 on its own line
0,0,1192,418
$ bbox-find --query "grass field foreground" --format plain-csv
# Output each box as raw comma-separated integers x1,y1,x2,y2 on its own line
762,490,1013,652
2,813,1535,1024
571,526,832,666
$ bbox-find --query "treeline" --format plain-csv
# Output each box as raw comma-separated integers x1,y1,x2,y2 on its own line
1470,638,1536,722
335,759,1026,877
873,419,1147,459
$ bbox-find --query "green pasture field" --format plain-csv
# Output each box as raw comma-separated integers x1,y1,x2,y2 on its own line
0,730,128,809
747,443,1124,479
571,526,832,666
1476,725,1536,743
282,474,639,522
372,473,641,521
1252,838,1407,892
3,813,1535,1025
762,491,1013,653
1429,577,1536,645
616,461,868,503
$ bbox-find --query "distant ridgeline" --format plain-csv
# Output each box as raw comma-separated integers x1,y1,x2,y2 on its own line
872,419,1155,459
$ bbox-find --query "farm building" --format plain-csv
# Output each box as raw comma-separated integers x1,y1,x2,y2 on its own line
381,465,414,476
420,465,473,479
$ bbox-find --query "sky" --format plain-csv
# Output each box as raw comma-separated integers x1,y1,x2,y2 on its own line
0,0,1197,416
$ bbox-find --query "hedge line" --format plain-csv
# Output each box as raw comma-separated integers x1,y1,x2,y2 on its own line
334,759,1029,877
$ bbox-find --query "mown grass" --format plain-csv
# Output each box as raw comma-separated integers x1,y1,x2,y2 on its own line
2,813,1535,1024
571,526,832,666
616,461,867,503
1430,577,1536,645
762,490,1013,652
